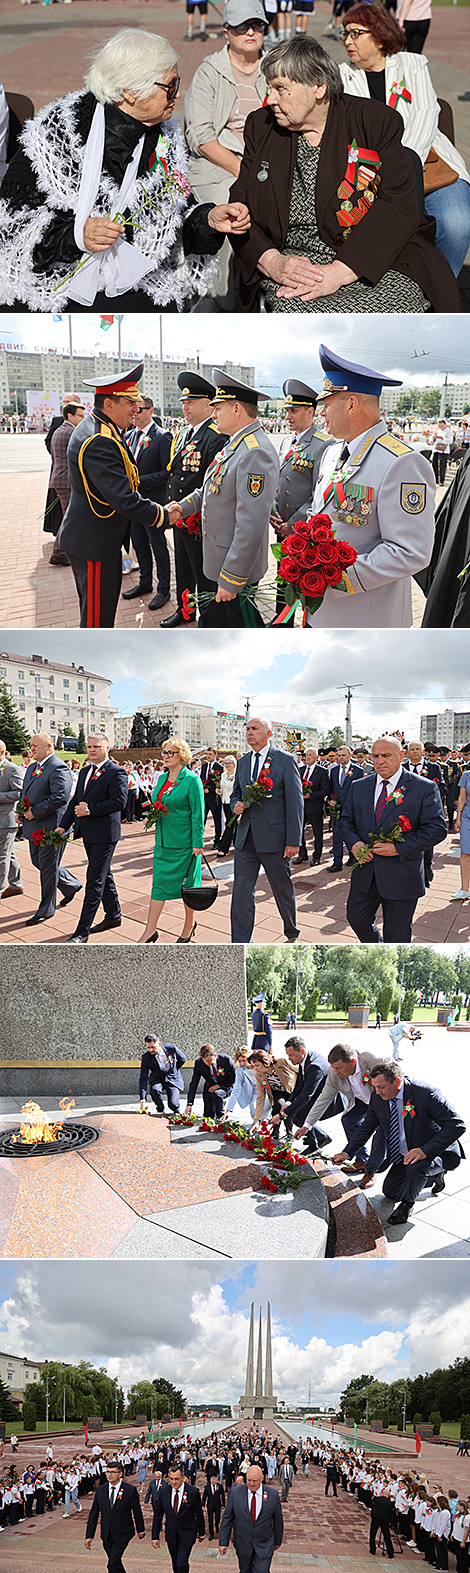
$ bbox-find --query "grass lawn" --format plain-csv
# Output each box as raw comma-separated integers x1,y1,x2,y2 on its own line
271,1007,452,1025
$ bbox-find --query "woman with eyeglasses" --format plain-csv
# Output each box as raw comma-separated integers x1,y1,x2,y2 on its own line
0,28,251,312
339,4,470,278
185,0,268,304
139,737,205,944
229,34,460,311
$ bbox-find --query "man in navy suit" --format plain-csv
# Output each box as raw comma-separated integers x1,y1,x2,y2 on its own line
186,1044,236,1119
202,1476,226,1539
404,739,446,887
346,1058,466,1226
199,749,224,847
219,1464,283,1573
230,716,304,943
328,746,364,871
139,1034,186,1113
17,732,81,925
122,398,172,613
270,1035,341,1151
85,1459,145,1571
152,1463,205,1573
58,733,128,943
294,748,330,866
342,735,447,942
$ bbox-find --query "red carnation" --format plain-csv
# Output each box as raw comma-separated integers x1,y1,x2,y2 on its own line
299,569,328,598
398,814,412,832
338,541,358,567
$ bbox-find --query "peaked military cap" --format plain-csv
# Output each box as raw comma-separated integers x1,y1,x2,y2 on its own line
83,363,144,397
211,368,263,404
318,344,402,401
283,379,318,407
252,992,267,1004
177,372,216,399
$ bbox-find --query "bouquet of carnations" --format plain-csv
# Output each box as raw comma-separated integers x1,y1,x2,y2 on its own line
142,800,170,832
31,827,69,849
272,513,358,621
174,512,201,539
353,815,412,865
228,767,273,827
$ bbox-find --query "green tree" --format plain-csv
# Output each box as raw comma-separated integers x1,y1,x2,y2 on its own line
152,1378,185,1418
382,1408,389,1430
127,1381,159,1421
376,985,394,1021
316,946,398,1012
304,988,320,1021
418,390,441,420
394,393,415,416
324,727,345,750
430,1410,441,1435
0,1375,19,1421
22,1398,37,1432
401,987,416,1021
0,679,30,753
413,1413,423,1428
63,724,76,738
460,1414,470,1440
77,726,86,754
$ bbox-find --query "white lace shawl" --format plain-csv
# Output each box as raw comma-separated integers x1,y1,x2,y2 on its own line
0,90,217,310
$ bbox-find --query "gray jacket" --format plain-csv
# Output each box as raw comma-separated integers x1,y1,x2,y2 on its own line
185,45,267,195
0,760,23,830
275,425,334,533
19,754,73,842
305,1048,387,1129
180,420,279,591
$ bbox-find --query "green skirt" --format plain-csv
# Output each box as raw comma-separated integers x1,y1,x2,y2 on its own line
151,846,202,901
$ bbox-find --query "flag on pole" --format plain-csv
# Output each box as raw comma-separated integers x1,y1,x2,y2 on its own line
85,1422,89,1445
100,315,124,330
53,314,62,322
354,1422,357,1443
416,1429,422,1456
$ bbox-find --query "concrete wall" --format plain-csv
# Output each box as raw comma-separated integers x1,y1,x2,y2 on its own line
1,946,248,1095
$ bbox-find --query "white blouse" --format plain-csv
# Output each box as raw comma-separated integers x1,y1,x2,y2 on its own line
340,52,469,183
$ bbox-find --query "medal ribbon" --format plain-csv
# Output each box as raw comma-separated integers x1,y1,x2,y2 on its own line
344,140,382,189
149,133,171,177
388,80,412,109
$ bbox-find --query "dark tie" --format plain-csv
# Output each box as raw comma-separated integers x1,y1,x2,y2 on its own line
374,780,388,823
337,444,350,469
388,1099,402,1165
413,764,419,773
129,428,140,456
251,1491,257,1522
110,1487,116,1507
85,767,96,793
252,753,260,781
172,1489,178,1513
186,426,194,442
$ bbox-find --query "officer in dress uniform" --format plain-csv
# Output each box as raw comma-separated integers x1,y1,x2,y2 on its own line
173,370,279,628
60,364,170,628
160,373,228,628
250,991,273,1053
272,379,333,618
302,345,436,629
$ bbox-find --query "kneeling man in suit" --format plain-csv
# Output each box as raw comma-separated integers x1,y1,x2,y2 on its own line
219,1464,283,1573
85,1459,145,1572
346,1058,466,1226
341,735,447,943
152,1463,205,1573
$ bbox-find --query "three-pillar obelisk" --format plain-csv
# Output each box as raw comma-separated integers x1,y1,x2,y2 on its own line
240,1303,277,1421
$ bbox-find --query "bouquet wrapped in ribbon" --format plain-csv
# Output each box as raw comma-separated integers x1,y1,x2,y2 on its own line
353,814,412,865
272,513,358,623
228,766,273,827
142,799,170,832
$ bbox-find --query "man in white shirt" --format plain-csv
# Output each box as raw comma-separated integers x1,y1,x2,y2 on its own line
430,421,454,487
219,1465,283,1573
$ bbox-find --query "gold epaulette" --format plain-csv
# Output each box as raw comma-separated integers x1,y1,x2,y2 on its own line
377,433,412,457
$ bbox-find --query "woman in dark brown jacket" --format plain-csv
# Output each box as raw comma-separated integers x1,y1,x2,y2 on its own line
229,36,460,312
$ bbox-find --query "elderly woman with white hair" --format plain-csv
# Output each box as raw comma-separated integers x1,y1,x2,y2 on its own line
0,29,250,312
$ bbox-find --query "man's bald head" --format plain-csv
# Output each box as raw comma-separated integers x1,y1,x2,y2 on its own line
30,733,54,761
371,736,404,781
246,1466,263,1490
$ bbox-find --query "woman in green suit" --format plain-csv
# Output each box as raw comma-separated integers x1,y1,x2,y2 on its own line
139,738,205,943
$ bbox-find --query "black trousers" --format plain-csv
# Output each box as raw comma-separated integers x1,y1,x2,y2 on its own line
404,16,430,50
74,840,121,936
149,1078,180,1113
231,827,299,943
325,1479,337,1496
198,583,264,628
67,553,122,628
28,838,82,918
300,808,324,859
432,452,448,487
204,790,222,843
103,1533,132,1573
174,526,213,611
370,1519,394,1558
202,1086,228,1119
168,1533,194,1573
382,1155,441,1207
206,1503,221,1536
347,871,418,943
130,515,171,595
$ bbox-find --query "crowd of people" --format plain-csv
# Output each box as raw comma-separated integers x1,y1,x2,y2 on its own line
0,4,468,313
2,719,470,943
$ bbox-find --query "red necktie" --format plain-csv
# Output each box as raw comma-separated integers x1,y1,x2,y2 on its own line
374,780,388,824
173,1490,178,1513
251,1492,257,1521
85,767,96,793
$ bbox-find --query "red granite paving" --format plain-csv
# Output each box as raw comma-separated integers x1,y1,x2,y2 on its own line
0,819,468,945
2,1148,136,1258
81,1111,266,1211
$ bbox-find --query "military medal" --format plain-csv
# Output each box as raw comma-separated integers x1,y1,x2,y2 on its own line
336,140,382,239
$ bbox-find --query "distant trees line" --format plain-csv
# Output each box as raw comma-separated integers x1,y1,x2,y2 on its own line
246,945,470,1020
340,1358,470,1439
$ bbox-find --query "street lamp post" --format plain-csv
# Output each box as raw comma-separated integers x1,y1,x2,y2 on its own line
402,1390,407,1434
46,1371,49,1435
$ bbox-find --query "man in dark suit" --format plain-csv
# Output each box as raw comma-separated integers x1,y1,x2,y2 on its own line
202,1477,226,1539
230,716,304,943
404,739,445,886
122,397,172,613
145,1470,163,1513
139,1034,186,1114
328,747,364,871
58,733,128,943
17,732,81,926
442,751,462,830
219,1464,283,1573
347,1058,466,1225
186,1044,236,1119
294,748,330,866
152,1463,205,1573
85,1459,145,1572
342,735,447,942
60,364,170,628
270,1035,340,1151
199,749,223,846
160,372,228,628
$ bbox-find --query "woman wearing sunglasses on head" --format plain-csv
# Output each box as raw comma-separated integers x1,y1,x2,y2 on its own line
0,29,251,312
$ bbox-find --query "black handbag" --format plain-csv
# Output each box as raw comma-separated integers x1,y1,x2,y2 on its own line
181,852,219,910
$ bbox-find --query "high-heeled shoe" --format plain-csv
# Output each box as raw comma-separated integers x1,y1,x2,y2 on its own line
144,930,159,943
176,921,197,943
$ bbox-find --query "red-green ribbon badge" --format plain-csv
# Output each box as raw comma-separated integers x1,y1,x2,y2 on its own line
149,134,170,176
344,139,382,190
388,79,412,109
271,598,302,626
330,478,374,509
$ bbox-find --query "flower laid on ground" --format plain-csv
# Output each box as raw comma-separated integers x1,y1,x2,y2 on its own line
142,800,169,831
228,768,273,828
195,1116,309,1186
272,513,358,621
353,821,407,865
168,1111,199,1127
31,827,70,849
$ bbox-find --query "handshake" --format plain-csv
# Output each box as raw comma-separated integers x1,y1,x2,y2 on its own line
167,503,184,525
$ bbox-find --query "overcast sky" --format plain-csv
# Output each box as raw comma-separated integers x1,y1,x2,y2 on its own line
1,315,469,397
3,628,468,741
0,1262,468,1405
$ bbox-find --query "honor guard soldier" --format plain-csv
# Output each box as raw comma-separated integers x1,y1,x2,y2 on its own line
302,344,436,629
172,369,280,627
250,992,273,1053
60,364,170,628
272,378,333,616
160,372,228,628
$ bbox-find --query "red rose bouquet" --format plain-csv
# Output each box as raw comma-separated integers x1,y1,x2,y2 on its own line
17,796,31,823
143,800,170,831
228,766,273,827
272,513,358,620
31,827,69,849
